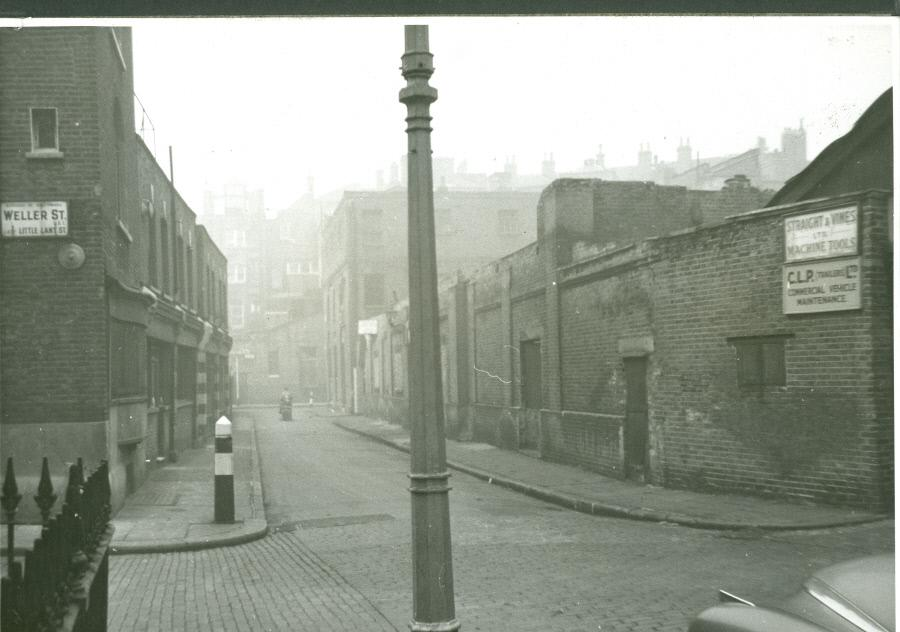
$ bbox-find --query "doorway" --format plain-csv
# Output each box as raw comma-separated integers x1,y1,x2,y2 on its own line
519,339,542,451
623,356,649,481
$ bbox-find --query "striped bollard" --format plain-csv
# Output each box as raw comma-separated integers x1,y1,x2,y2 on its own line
214,416,235,523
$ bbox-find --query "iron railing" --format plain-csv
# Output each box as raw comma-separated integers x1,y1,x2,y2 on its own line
1,457,113,632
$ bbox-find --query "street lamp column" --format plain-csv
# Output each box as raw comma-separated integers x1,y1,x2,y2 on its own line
399,25,460,632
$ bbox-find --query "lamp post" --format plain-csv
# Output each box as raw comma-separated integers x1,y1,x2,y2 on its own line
400,25,459,632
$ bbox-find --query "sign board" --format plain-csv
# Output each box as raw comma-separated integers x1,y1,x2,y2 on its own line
357,319,378,335
1,201,68,238
783,256,861,314
784,205,858,262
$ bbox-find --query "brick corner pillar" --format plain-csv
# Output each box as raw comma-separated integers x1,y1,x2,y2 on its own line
214,415,234,523
400,24,460,632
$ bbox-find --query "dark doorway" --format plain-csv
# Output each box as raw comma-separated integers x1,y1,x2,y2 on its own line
519,339,542,451
623,356,649,481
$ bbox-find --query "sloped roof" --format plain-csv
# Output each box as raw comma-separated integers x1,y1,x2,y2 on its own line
766,88,893,207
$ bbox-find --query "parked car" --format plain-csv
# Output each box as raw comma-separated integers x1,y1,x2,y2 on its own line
688,554,894,632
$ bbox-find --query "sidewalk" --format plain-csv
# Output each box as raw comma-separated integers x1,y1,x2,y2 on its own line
110,412,268,554
330,413,889,531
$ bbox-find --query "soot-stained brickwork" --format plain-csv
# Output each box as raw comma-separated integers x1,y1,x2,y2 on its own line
0,27,231,517
352,87,892,510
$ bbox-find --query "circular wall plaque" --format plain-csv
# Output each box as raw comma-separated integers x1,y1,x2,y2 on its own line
58,243,85,269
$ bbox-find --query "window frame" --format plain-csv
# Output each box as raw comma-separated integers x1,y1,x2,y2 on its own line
728,334,791,389
29,107,61,154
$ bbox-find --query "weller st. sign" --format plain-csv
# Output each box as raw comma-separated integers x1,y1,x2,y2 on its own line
1,201,69,238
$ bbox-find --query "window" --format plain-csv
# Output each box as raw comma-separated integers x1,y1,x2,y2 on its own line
176,347,196,400
363,273,385,308
186,247,194,307
30,108,59,152
730,336,788,387
110,320,145,398
268,349,280,376
160,218,170,292
148,217,158,287
359,208,384,246
229,264,247,284
229,303,245,329
113,98,124,220
286,262,303,275
497,209,520,236
229,230,247,247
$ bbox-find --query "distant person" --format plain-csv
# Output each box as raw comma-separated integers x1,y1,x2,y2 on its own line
279,387,293,421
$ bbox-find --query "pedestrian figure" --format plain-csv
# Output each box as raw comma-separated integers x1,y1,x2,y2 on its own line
279,387,293,421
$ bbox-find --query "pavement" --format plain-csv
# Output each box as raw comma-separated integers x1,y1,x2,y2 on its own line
109,411,268,554
327,412,889,531
8,404,884,563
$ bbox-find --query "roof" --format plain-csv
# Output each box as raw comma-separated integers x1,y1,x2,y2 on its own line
766,88,893,206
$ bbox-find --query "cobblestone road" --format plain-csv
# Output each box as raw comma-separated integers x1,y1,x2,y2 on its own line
109,410,893,631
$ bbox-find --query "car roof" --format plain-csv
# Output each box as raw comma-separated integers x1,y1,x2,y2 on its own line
806,554,894,632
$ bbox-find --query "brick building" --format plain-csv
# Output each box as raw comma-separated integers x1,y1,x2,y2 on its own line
203,184,326,405
354,88,892,511
322,187,540,410
0,26,231,518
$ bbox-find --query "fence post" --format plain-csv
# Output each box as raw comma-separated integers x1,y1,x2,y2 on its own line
35,457,58,526
2,457,22,567
214,416,235,523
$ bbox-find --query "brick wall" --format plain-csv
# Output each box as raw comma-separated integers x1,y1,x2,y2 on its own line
1,28,109,424
649,192,890,508
351,174,890,510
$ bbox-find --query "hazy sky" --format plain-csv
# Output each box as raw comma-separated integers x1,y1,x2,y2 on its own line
11,17,900,213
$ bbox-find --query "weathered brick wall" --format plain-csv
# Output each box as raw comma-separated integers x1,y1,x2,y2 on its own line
96,28,142,287
650,192,890,508
509,295,544,407
0,28,108,424
350,175,890,509
473,305,505,406
559,267,653,413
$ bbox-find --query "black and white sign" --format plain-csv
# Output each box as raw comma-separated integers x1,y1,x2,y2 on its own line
1,201,69,238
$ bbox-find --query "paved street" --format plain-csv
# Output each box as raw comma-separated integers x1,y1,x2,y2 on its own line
109,409,893,631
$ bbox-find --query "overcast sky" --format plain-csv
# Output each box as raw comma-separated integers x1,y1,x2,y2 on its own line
13,16,900,213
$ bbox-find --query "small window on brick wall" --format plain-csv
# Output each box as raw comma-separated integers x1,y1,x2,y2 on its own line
729,335,790,388
30,108,59,152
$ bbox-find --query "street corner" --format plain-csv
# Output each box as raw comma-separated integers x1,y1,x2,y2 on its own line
110,518,269,555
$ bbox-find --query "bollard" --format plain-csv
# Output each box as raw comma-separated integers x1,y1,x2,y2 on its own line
214,416,235,523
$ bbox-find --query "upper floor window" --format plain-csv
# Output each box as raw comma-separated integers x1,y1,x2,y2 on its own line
30,108,60,153
359,208,384,246
229,229,247,247
229,264,247,284
363,273,385,308
497,209,520,236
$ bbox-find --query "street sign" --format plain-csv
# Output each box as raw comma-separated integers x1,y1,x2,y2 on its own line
1,201,68,238
357,319,378,335
783,256,861,314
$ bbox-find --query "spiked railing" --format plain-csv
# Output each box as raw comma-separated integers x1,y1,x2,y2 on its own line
1,457,113,632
